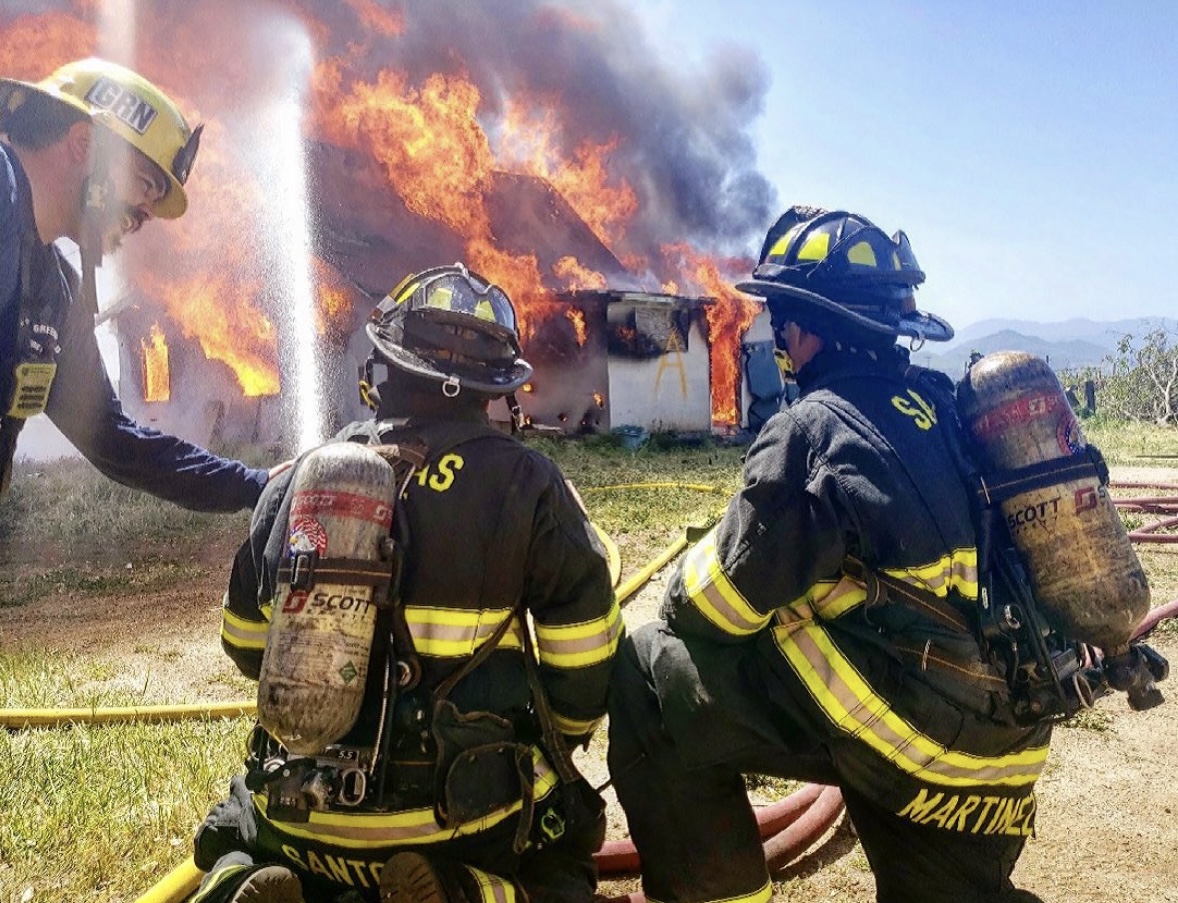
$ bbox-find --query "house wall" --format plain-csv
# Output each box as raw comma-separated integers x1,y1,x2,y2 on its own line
607,317,711,433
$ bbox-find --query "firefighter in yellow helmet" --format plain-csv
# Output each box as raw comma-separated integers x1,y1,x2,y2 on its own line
607,207,1056,903
192,264,620,903
0,58,274,511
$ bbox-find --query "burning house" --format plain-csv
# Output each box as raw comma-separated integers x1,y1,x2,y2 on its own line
3,0,781,452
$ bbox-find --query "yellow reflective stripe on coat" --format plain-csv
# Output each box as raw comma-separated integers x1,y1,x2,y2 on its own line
465,865,519,903
255,747,558,848
221,605,268,651
883,549,979,600
773,621,1048,788
649,879,773,903
535,597,623,669
404,606,523,658
682,528,771,636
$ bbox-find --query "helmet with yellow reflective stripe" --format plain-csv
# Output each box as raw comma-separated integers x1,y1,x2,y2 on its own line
737,206,953,344
364,263,533,397
0,57,201,219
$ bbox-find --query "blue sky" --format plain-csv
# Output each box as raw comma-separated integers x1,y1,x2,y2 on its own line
632,0,1178,330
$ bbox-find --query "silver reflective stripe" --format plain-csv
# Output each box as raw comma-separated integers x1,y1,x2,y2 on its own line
405,606,523,657
535,598,623,668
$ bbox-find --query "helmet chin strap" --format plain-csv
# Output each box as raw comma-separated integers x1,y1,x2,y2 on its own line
506,392,522,435
358,354,381,411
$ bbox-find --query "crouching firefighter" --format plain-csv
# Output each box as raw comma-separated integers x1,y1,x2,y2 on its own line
607,207,1164,903
192,263,622,903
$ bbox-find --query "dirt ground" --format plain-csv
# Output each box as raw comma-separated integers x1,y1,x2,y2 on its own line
2,467,1177,902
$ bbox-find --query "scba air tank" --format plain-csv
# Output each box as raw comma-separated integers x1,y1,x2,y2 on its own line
258,443,395,755
958,351,1149,653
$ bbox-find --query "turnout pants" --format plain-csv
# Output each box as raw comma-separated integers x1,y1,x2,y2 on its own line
607,623,1049,903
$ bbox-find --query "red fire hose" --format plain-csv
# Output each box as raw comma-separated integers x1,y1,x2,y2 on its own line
1111,482,1178,544
595,783,846,903
1133,597,1178,642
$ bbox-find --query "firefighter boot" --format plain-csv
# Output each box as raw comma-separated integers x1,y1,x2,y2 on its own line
379,852,471,903
190,852,304,903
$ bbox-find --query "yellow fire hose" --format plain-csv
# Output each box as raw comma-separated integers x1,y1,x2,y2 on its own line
135,858,205,903
0,701,256,730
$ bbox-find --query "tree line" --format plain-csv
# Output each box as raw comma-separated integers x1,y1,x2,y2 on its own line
1058,325,1178,426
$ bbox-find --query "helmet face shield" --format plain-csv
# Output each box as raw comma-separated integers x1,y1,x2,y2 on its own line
395,270,518,337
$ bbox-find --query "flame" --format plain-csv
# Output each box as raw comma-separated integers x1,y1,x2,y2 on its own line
342,0,405,37
553,256,606,291
500,100,637,247
593,392,604,408
314,63,633,341
314,258,354,337
319,69,493,236
661,244,761,426
129,117,280,397
565,307,588,346
0,13,94,78
315,65,556,331
141,323,170,402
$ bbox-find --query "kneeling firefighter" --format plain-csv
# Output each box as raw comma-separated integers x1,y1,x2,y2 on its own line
193,264,622,903
606,207,1166,903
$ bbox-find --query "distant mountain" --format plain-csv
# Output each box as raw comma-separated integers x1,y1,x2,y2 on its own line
944,317,1177,351
912,317,1178,378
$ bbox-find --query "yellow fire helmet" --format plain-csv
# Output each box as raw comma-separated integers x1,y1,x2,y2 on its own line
0,57,201,219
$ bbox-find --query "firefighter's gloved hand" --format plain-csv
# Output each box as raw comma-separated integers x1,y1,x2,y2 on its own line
194,775,260,871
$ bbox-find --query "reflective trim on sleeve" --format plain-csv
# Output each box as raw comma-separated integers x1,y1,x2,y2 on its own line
221,606,269,651
682,528,772,636
465,865,519,903
883,548,978,600
806,575,867,620
256,746,558,849
535,597,623,669
772,621,1048,788
405,606,523,658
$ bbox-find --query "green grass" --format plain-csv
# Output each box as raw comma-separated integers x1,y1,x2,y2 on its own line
0,458,250,547
1082,417,1178,466
530,436,745,579
0,430,1174,902
0,653,250,902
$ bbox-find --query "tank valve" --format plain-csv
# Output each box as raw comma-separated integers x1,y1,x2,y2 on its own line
1105,644,1168,711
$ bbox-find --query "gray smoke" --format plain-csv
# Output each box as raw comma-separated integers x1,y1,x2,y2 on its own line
306,0,777,266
